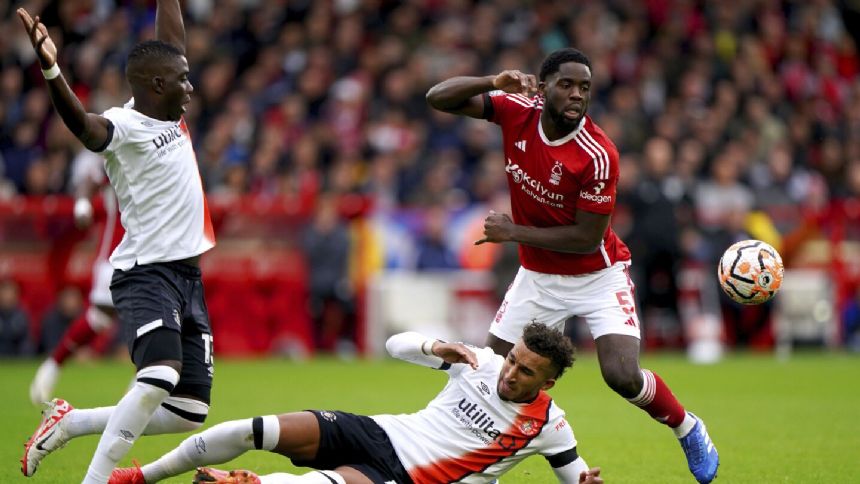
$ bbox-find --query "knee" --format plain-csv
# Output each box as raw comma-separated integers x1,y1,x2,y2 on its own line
162,396,209,431
136,364,181,395
600,361,642,398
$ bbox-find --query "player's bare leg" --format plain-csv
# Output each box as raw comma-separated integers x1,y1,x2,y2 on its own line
485,333,514,357
193,467,260,483
596,334,718,483
194,467,370,484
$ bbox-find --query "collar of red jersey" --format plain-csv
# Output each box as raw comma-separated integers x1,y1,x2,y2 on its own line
538,116,586,147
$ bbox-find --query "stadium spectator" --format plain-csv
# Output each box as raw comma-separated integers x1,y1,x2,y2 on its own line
18,2,217,482
427,48,718,483
414,204,460,271
36,284,83,355
302,193,354,354
0,278,33,356
626,137,689,346
110,322,603,484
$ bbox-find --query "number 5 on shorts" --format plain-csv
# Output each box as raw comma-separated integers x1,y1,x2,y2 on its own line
615,291,635,315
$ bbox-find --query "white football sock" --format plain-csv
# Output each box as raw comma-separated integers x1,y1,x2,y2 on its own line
673,412,697,438
63,397,206,440
82,365,178,484
259,470,346,484
142,415,279,483
65,407,113,438
144,396,208,435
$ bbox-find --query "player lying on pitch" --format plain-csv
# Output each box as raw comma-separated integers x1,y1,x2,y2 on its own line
110,322,602,483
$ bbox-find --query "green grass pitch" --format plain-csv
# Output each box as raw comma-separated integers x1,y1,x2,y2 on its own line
3,352,859,483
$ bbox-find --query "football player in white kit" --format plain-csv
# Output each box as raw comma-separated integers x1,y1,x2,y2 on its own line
110,323,603,484
29,150,123,406
19,2,217,482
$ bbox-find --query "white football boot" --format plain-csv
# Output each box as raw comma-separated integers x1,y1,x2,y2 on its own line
21,398,73,477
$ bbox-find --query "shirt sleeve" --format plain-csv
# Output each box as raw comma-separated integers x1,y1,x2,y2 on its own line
538,412,578,459
575,133,619,215
100,107,128,153
486,91,537,126
385,332,448,369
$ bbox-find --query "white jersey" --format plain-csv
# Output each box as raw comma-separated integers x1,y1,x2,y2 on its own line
372,347,577,483
100,101,215,270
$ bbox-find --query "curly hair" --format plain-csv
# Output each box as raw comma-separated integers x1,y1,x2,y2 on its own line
522,321,576,379
539,48,591,81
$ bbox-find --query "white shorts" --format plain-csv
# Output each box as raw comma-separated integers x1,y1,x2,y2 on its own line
89,259,115,307
489,262,641,343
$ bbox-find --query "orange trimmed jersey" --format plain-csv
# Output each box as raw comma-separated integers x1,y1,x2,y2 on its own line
371,347,576,483
486,92,631,275
100,100,215,270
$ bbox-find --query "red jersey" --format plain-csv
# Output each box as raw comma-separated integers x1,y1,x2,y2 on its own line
95,186,124,261
70,150,125,260
487,92,631,275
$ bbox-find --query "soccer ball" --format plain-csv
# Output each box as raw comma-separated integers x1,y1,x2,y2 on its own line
717,240,784,305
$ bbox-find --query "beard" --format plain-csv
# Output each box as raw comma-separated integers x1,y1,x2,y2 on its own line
547,105,583,134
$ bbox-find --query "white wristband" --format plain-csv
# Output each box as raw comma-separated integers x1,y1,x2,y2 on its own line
73,197,93,220
421,340,434,356
42,63,60,80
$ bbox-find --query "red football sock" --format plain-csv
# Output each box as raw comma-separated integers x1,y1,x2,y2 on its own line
627,369,686,428
51,312,99,364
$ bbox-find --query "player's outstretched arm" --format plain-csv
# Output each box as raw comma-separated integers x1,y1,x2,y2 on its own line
17,8,110,152
426,70,537,118
475,210,609,254
156,0,185,53
386,332,478,369
552,456,603,484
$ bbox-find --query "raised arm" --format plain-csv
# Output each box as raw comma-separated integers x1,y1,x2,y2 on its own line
156,0,185,53
475,210,610,254
17,8,110,152
385,332,478,369
426,70,537,119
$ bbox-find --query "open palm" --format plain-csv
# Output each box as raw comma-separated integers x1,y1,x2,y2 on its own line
17,8,57,67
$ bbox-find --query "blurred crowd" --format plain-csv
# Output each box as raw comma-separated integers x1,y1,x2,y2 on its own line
1,0,860,355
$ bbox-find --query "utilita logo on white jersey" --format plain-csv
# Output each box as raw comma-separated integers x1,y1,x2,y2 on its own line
505,158,565,208
452,398,521,450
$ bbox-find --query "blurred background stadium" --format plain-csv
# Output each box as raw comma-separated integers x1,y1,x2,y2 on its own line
1,0,859,361
3,1,860,483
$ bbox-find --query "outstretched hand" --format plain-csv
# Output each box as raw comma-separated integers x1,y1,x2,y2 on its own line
493,70,537,96
579,467,603,484
474,210,516,245
17,8,57,68
431,342,478,369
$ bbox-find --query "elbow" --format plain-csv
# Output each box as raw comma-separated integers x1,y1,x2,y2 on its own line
425,88,442,110
384,334,401,358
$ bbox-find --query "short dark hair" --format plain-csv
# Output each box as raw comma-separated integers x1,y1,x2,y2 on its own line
522,322,575,378
539,48,591,82
126,40,183,77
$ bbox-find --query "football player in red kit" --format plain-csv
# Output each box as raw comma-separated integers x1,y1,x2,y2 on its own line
427,48,719,484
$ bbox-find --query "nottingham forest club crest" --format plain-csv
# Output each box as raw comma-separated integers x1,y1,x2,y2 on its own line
549,161,563,185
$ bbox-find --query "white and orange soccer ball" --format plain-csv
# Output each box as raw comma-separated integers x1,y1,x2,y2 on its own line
717,240,784,305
